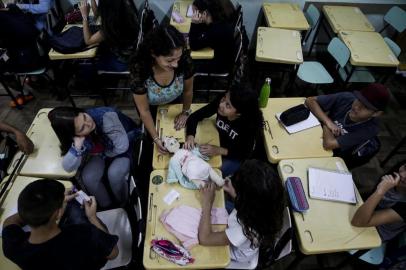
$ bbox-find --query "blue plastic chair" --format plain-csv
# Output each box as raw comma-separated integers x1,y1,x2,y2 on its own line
327,37,375,84
380,6,406,34
348,244,387,265
297,61,333,85
384,37,401,57
303,4,321,46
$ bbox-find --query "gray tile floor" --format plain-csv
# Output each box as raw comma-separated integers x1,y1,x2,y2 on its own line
1,71,405,269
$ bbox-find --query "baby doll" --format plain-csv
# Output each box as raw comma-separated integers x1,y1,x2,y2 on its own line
163,136,224,189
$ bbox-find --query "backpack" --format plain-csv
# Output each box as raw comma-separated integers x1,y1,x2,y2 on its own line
48,26,89,54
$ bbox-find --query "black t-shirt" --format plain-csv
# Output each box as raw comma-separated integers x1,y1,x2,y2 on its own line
2,224,118,270
392,201,406,221
186,96,258,160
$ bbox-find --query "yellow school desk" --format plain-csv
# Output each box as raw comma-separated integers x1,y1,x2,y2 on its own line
262,3,309,31
48,25,98,60
278,157,381,254
0,176,73,270
261,98,332,164
256,27,303,64
338,30,400,67
152,104,221,170
143,170,230,269
170,0,214,60
7,109,76,179
322,5,375,33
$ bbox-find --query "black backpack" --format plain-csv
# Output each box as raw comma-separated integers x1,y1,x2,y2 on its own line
48,26,89,54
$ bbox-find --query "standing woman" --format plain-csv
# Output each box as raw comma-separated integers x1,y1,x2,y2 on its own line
48,107,140,208
129,25,194,153
79,0,138,71
189,0,235,73
184,84,263,176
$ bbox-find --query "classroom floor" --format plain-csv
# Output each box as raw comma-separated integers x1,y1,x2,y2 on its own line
1,59,406,269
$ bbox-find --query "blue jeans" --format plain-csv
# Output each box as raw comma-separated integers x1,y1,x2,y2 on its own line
221,158,241,177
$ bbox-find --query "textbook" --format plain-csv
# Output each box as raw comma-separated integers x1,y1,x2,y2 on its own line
275,111,320,134
308,167,357,204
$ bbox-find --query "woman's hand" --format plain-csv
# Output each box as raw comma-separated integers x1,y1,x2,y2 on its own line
377,173,400,196
15,131,34,154
184,135,195,150
73,136,86,151
174,112,188,130
200,182,216,209
223,177,236,199
154,138,169,154
199,144,223,157
78,0,90,19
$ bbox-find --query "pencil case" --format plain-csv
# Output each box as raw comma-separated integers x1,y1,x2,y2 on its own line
286,177,309,212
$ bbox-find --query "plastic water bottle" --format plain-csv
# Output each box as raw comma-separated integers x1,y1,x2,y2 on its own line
259,78,271,108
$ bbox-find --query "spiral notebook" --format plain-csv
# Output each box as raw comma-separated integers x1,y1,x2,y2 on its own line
308,167,357,204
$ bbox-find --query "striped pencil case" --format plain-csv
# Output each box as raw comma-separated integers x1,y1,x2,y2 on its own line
286,177,309,212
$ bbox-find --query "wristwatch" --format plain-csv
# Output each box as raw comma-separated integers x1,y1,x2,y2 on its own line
182,109,192,116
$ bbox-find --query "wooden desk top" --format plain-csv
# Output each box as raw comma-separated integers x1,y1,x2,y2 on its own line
49,25,98,60
190,47,214,60
339,30,400,67
143,170,230,269
323,5,375,33
7,108,76,179
261,98,331,163
278,157,381,255
152,104,221,170
256,27,303,64
262,3,309,31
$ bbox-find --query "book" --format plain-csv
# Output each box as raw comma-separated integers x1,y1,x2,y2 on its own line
308,167,357,204
275,111,320,134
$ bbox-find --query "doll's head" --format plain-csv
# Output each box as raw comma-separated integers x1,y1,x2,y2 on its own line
162,136,181,153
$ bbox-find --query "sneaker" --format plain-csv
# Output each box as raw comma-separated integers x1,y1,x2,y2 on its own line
9,93,34,107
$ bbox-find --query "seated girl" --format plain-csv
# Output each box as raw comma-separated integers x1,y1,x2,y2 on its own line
352,160,406,241
78,0,138,71
184,84,263,176
48,106,140,208
129,25,194,153
198,159,285,263
189,0,235,73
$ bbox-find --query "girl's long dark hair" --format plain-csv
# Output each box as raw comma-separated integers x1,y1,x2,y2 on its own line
48,107,84,155
130,25,186,81
99,0,139,48
229,83,264,139
193,0,235,23
233,159,286,248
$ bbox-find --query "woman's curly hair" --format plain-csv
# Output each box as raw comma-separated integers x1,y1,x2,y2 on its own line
233,159,286,248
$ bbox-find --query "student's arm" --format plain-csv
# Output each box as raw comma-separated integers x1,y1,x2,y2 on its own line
322,125,340,150
198,182,230,246
85,196,119,260
184,98,219,149
79,0,103,46
352,173,403,227
305,96,341,136
174,76,194,130
17,0,51,14
90,0,98,18
102,112,129,157
0,122,34,154
61,136,85,172
3,213,25,228
133,94,167,153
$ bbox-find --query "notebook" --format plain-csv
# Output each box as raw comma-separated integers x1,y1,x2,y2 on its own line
275,111,320,134
308,167,357,204
186,4,193,17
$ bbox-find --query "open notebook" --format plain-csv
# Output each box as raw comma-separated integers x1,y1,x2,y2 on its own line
308,167,357,204
276,112,320,134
